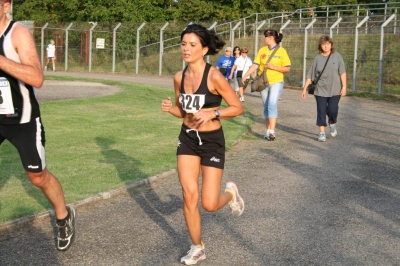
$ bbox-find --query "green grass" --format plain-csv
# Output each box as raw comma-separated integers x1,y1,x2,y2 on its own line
346,92,400,103
0,78,253,223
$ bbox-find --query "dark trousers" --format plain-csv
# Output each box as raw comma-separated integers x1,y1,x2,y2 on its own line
315,95,341,127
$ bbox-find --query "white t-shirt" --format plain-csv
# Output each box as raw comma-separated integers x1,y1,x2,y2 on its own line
234,56,252,79
46,44,55,58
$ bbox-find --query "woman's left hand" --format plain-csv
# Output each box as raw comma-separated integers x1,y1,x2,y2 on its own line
265,63,275,70
340,88,347,97
191,110,215,128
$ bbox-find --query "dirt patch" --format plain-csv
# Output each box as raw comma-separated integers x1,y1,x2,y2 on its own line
35,80,120,102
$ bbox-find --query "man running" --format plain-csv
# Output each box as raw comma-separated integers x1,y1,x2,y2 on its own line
0,0,76,251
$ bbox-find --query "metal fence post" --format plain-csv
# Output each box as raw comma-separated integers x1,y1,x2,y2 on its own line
159,22,169,76
64,23,73,71
112,22,121,73
352,16,369,92
279,20,291,47
230,21,242,48
378,14,396,95
206,22,218,64
135,23,146,75
329,17,342,38
254,20,266,58
302,18,316,86
88,22,97,72
40,23,48,68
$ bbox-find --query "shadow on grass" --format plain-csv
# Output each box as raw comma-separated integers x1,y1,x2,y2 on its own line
0,144,52,222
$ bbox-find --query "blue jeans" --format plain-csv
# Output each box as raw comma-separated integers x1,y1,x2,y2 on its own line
260,82,284,118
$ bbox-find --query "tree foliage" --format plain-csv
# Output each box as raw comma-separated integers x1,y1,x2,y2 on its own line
13,0,370,23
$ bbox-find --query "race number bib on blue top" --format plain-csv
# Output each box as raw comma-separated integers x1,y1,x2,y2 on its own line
179,93,205,113
0,77,14,114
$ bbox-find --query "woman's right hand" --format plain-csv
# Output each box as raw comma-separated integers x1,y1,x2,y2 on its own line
161,96,173,112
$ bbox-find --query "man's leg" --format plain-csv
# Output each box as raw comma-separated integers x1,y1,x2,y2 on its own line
26,168,68,220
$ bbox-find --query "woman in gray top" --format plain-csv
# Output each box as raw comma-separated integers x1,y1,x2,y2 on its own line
302,36,347,142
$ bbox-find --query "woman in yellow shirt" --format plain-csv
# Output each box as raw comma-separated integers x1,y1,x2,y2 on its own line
242,29,291,140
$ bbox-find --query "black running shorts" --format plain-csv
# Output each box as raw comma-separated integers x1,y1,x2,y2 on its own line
177,124,225,169
0,117,46,173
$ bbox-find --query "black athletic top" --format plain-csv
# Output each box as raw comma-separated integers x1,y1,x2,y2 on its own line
180,63,222,110
0,21,40,125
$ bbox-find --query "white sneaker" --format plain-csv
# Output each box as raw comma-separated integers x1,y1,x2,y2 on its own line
240,97,244,102
329,124,337,137
180,242,206,265
44,66,47,71
318,132,326,142
225,181,244,217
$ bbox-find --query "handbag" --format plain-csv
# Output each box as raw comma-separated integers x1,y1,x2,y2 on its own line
251,47,280,93
236,57,247,78
308,53,331,95
219,68,227,75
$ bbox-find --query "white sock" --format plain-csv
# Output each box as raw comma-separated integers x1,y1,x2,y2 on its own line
270,130,275,134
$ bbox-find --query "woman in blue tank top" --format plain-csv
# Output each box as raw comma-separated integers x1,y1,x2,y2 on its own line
161,24,245,265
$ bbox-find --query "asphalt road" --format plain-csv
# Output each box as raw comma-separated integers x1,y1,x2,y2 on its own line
1,71,399,265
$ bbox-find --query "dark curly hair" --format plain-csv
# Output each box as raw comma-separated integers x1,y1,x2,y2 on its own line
181,24,226,56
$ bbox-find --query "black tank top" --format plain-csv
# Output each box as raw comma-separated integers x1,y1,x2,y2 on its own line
180,63,222,109
0,21,40,125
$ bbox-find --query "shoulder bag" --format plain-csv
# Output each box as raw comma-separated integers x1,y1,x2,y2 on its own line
236,57,248,78
251,46,280,93
308,53,331,95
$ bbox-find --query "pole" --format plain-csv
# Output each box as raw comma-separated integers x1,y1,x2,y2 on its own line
135,23,146,75
88,22,97,72
112,23,121,73
64,23,73,71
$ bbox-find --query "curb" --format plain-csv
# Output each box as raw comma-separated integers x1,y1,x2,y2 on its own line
0,169,176,234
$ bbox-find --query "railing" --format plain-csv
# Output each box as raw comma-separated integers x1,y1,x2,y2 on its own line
23,2,400,95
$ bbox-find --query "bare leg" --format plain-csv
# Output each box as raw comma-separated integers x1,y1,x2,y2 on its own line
239,87,244,98
178,155,202,245
319,125,325,132
26,168,68,220
201,166,232,212
268,118,277,131
52,58,56,70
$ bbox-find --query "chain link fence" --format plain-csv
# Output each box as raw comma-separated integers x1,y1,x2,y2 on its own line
23,2,400,95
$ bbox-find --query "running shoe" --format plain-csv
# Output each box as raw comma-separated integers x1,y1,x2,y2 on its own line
180,242,206,265
318,132,326,142
44,66,47,71
56,205,76,251
268,133,276,141
263,133,275,141
329,124,337,137
240,97,245,102
225,181,244,217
